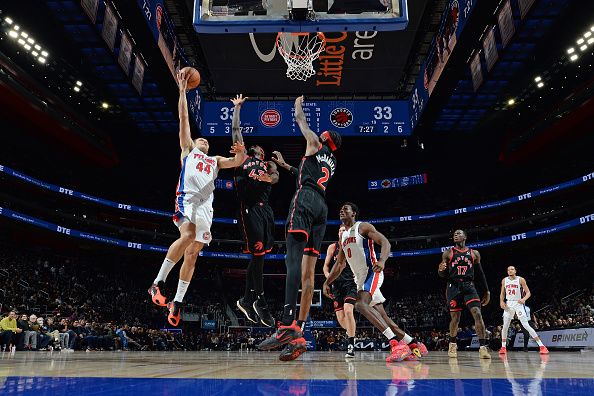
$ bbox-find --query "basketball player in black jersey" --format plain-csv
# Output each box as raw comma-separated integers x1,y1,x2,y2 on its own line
258,95,342,361
231,95,278,328
438,229,491,359
323,224,357,358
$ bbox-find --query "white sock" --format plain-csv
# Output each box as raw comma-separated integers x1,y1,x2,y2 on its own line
154,258,176,284
502,339,507,348
402,334,413,344
536,339,544,347
174,280,190,302
382,328,395,340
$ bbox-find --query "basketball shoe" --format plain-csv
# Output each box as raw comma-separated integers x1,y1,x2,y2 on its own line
539,345,549,354
409,341,429,357
448,342,458,358
345,343,355,359
253,298,275,327
279,337,307,361
257,321,302,351
386,339,412,363
479,345,491,359
167,301,183,327
148,281,167,307
237,298,258,324
499,346,507,354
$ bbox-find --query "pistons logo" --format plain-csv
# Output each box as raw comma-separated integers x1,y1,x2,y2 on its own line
330,108,353,128
260,109,281,127
381,179,391,188
203,232,211,241
450,300,457,308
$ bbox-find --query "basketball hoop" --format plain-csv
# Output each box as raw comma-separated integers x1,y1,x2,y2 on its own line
276,32,326,81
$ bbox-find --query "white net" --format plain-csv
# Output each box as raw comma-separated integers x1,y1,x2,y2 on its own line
276,32,326,81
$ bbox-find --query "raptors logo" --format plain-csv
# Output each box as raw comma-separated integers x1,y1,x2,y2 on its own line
450,300,457,308
330,108,353,128
253,241,264,251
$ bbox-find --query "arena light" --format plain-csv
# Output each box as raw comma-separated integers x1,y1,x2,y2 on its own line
577,38,584,45
507,98,515,105
5,17,13,25
24,44,31,51
13,25,19,31
580,44,588,51
17,38,25,45
101,102,110,109
20,31,28,38
588,38,594,45
567,47,575,54
8,30,18,38
73,86,80,92
41,50,48,57
37,56,46,64
34,44,40,50
27,37,34,44
32,51,38,56
534,76,542,83
570,54,579,61
537,82,544,88
585,31,592,38
76,81,83,87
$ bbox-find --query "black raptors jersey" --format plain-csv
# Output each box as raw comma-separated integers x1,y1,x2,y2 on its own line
448,248,476,281
333,242,354,282
297,145,336,197
234,157,271,206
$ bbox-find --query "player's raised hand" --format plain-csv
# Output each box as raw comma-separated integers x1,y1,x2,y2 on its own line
230,94,248,107
438,262,447,272
230,142,245,154
322,281,333,299
372,259,385,273
271,151,287,166
294,95,304,106
481,291,490,306
256,173,273,183
176,70,189,92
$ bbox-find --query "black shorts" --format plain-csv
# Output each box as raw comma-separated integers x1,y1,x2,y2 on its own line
447,280,481,312
286,188,328,257
332,277,358,312
238,202,275,256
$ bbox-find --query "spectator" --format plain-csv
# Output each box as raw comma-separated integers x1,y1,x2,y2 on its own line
0,311,22,351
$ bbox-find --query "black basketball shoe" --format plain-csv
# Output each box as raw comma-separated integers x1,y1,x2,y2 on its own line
237,298,258,324
279,337,307,361
257,321,302,351
253,299,275,327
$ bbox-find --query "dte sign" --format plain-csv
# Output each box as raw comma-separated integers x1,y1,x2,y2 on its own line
580,214,594,224
118,204,132,210
511,233,527,241
57,226,71,235
59,187,73,195
455,208,467,214
128,242,143,249
518,193,532,200
583,173,594,182
400,216,412,221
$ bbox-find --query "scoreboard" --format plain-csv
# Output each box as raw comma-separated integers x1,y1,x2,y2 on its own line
201,100,411,137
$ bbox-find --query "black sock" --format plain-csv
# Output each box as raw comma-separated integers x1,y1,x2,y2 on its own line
479,339,488,347
296,320,305,331
256,292,266,306
348,337,355,346
250,255,265,296
281,233,307,325
450,337,457,344
244,261,255,303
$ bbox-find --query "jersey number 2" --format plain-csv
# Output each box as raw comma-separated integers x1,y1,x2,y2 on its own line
317,167,330,191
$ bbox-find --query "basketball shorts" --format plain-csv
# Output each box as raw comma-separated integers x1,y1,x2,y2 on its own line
356,269,385,307
238,202,275,256
173,196,213,245
332,277,358,312
286,188,328,257
503,301,529,321
447,280,480,312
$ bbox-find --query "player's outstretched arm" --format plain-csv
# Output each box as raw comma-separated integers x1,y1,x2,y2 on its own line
438,250,450,278
256,161,279,184
177,70,194,158
271,151,298,176
230,94,247,145
216,142,247,169
294,96,321,156
473,250,490,305
500,278,507,309
518,277,531,304
358,222,390,273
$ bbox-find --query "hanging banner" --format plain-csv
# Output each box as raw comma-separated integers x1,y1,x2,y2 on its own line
482,27,498,72
518,0,536,19
118,31,133,76
497,0,515,48
80,0,99,24
470,51,483,92
132,55,145,95
101,4,118,52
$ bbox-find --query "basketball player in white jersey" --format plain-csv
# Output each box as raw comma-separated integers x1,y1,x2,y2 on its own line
499,266,549,354
148,70,246,326
324,202,428,362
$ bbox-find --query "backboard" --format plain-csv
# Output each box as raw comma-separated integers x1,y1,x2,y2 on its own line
193,0,409,33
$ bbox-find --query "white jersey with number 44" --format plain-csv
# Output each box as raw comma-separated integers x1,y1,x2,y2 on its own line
176,147,219,206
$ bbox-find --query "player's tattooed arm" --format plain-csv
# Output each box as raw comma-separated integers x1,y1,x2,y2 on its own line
294,95,321,156
256,161,279,184
271,151,298,176
438,250,450,278
216,142,247,169
230,94,247,145
359,222,390,272
177,70,194,157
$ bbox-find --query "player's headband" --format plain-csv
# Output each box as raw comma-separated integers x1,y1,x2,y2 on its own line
321,131,337,152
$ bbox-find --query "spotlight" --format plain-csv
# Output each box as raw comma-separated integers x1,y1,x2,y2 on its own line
13,25,19,31
38,56,46,63
577,38,585,45
24,44,31,50
586,32,592,38
5,17,13,24
8,30,18,38
534,76,541,82
588,38,594,45
580,44,588,51
76,81,82,87
32,51,38,56
537,82,544,88
73,86,80,92
507,98,515,105
34,44,40,50
27,37,34,44
101,102,110,109
17,38,25,45
567,47,575,54
570,54,579,61
41,50,48,57
20,31,28,38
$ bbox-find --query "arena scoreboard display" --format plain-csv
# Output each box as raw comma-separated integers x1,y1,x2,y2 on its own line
201,100,411,137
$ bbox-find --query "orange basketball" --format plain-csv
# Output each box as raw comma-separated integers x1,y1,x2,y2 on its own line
182,67,201,90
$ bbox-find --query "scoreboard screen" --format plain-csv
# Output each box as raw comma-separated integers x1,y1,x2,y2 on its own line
201,100,411,137
368,173,427,190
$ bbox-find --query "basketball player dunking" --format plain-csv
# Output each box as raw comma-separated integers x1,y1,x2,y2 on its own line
147,72,246,326
232,96,278,328
323,224,358,358
324,202,428,362
257,95,342,361
438,230,491,359
499,266,549,354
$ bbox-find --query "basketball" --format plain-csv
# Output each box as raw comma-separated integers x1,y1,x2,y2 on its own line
182,67,201,89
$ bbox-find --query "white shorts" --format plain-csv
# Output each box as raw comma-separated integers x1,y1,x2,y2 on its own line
356,270,386,307
503,301,529,321
173,199,213,245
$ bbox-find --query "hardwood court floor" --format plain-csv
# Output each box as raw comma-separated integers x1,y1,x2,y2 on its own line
1,350,593,395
